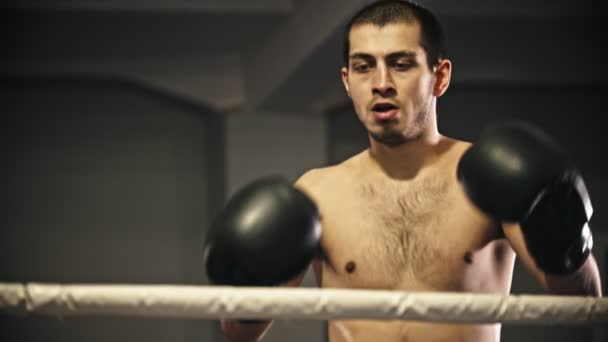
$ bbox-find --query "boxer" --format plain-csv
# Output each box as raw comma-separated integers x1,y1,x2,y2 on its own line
204,1,602,341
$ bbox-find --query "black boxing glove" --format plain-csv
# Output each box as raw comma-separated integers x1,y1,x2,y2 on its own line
203,176,321,286
457,121,593,275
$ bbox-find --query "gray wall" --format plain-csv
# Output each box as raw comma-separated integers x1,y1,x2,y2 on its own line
1,78,224,342
328,83,608,342
3,3,606,341
0,80,328,342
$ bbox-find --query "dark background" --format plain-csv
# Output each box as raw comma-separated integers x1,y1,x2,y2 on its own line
2,1,607,341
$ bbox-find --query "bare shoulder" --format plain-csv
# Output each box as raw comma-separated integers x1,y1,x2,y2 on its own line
293,166,340,205
438,136,473,166
442,136,472,152
294,151,365,198
293,167,329,190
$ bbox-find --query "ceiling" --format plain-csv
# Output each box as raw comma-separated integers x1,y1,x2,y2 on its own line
3,0,606,114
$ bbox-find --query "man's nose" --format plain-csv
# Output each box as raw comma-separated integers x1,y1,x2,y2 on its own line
372,64,396,97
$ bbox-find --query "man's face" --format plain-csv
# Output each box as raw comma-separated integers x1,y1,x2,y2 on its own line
342,22,440,146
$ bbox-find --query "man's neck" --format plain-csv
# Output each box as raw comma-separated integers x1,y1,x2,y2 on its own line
367,131,444,180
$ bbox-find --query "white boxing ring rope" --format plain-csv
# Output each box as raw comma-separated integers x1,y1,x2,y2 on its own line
1,283,607,325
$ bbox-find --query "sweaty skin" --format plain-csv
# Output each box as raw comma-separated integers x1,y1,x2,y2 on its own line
295,141,514,342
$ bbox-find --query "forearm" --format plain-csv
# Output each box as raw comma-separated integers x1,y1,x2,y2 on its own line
543,255,602,296
218,269,309,342
220,319,272,342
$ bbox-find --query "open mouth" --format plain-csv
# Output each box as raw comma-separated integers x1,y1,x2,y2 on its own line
371,103,399,120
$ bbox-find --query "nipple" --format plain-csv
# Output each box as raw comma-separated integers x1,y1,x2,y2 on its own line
345,261,356,273
464,251,473,264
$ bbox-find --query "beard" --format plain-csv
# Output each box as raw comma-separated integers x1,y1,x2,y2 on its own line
369,125,408,147
368,110,429,147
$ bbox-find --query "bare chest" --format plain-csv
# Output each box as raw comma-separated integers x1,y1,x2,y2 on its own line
317,176,495,290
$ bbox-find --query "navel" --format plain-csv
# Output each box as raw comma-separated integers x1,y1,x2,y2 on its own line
345,261,356,274
464,251,473,264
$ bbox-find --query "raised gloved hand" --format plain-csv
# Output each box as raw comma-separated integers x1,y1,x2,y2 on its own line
203,176,321,286
457,121,593,275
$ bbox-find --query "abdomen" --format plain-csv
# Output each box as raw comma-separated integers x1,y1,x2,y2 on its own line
328,320,501,342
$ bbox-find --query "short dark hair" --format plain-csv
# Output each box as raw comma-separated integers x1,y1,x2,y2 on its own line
343,0,446,69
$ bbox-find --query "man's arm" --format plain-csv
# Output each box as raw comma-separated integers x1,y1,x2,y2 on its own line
503,222,602,296
457,121,602,296
219,170,323,342
220,270,309,342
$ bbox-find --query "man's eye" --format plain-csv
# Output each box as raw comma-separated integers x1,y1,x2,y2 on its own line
394,62,411,71
353,64,370,72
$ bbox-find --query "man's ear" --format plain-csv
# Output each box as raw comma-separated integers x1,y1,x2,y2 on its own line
433,59,452,97
341,67,351,97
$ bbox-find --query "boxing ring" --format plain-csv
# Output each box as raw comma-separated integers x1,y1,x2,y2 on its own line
1,283,607,325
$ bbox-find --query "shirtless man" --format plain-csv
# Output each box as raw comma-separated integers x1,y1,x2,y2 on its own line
203,1,602,341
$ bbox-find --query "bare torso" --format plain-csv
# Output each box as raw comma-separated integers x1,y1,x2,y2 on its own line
297,139,516,342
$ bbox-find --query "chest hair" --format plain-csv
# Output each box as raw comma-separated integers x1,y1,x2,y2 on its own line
356,176,456,286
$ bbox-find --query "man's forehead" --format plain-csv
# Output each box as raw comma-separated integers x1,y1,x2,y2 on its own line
349,22,422,55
